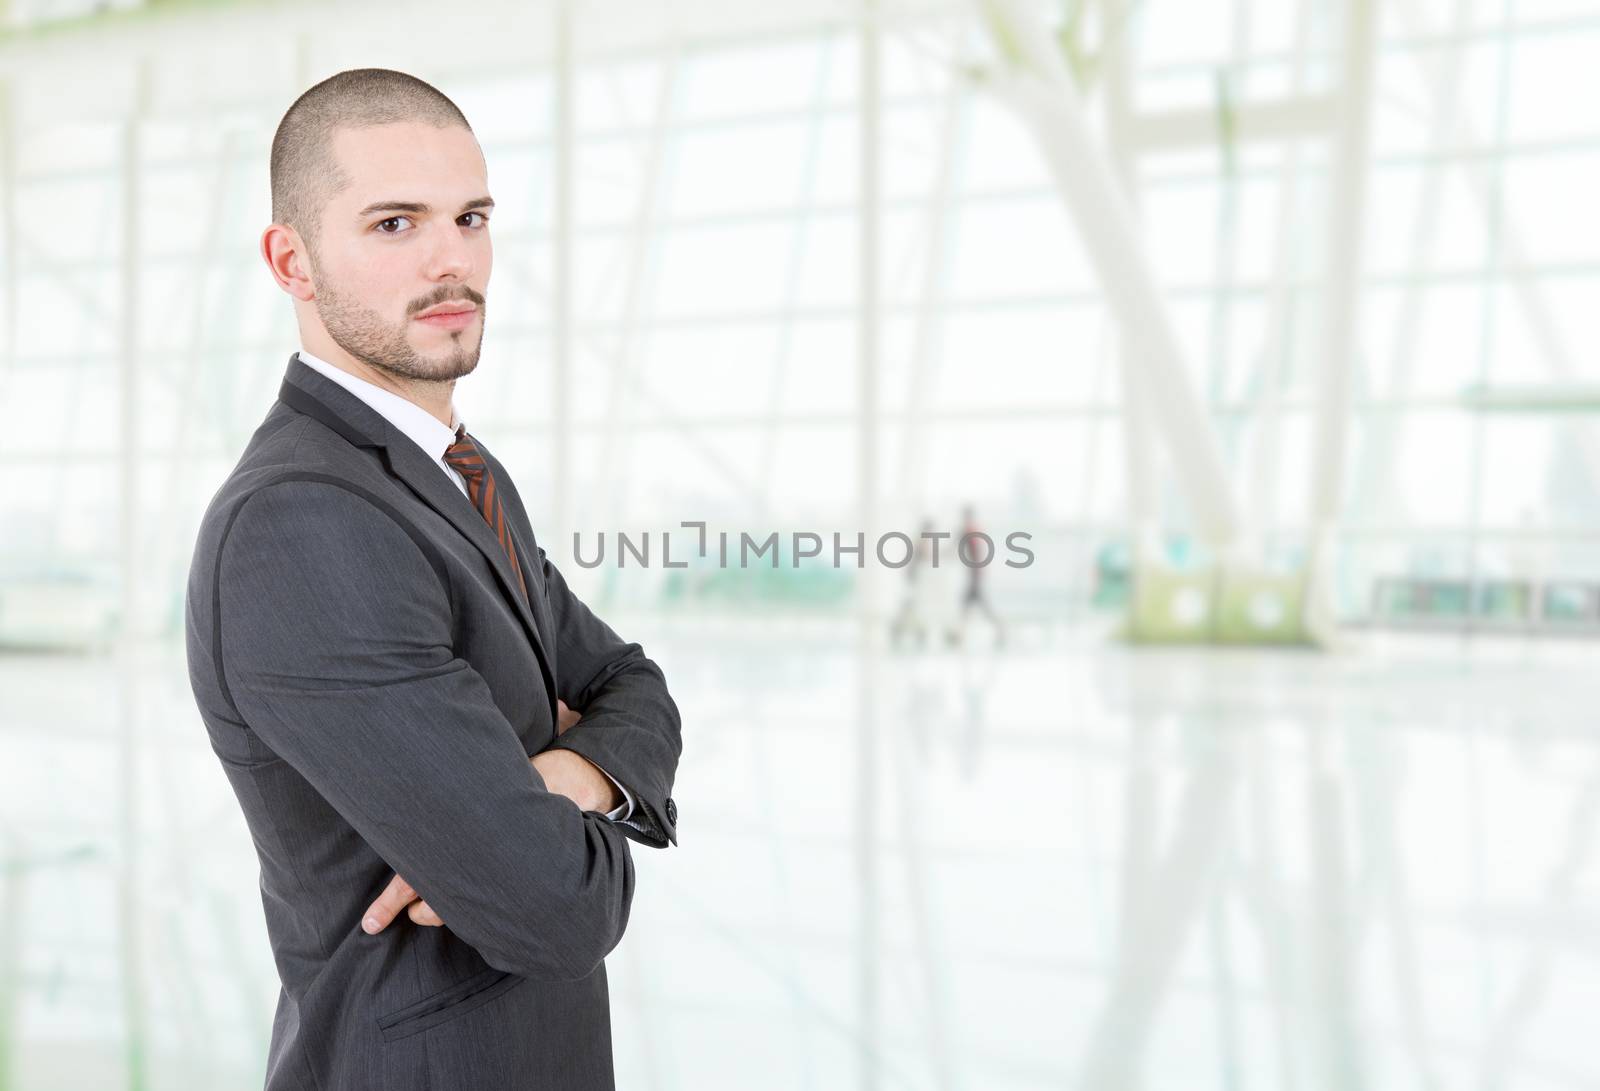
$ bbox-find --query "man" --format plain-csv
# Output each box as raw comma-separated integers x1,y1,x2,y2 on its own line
183,68,681,1091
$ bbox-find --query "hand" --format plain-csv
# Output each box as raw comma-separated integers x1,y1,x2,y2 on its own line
542,698,622,812
531,747,621,814
362,872,442,934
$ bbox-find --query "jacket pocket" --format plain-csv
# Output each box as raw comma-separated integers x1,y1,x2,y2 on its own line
376,966,526,1042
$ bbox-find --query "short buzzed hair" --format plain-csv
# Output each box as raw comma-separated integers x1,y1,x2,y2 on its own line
270,68,474,252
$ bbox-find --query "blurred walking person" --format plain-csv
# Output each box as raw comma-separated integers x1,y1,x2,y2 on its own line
890,517,941,650
950,503,1005,648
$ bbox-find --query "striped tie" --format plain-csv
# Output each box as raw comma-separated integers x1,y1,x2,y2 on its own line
443,426,529,603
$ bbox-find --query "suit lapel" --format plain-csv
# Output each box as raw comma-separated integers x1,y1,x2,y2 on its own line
276,354,555,696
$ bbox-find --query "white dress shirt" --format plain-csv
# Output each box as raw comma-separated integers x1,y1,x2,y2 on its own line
296,349,635,823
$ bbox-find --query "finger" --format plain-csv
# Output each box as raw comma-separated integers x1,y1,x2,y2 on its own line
362,873,418,934
407,899,445,927
556,699,582,735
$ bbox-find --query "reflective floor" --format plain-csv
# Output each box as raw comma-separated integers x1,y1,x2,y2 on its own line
0,619,1593,1089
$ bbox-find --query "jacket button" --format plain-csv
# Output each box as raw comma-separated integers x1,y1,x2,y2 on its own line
665,797,677,824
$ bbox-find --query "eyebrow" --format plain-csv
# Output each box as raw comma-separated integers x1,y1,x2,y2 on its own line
354,196,495,220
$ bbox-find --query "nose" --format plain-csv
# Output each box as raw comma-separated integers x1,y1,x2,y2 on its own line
423,220,474,282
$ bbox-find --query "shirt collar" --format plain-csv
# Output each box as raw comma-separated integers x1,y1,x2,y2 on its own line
296,349,465,462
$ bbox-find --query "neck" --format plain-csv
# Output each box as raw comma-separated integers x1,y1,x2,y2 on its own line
301,337,457,429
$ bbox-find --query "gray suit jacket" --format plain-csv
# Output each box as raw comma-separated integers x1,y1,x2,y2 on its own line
184,352,681,1091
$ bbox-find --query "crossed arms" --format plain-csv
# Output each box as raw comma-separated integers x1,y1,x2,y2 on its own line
217,479,682,981
363,699,601,932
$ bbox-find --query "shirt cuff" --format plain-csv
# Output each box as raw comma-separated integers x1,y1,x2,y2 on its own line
587,759,635,822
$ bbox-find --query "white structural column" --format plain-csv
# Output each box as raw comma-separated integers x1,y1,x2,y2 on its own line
1098,0,1160,565
1303,0,1377,638
1349,0,1496,537
593,48,680,527
977,0,1243,548
892,61,967,522
855,3,883,1089
1247,0,1318,540
756,35,841,517
553,0,575,550
1,78,13,378
0,77,15,1091
116,61,150,1091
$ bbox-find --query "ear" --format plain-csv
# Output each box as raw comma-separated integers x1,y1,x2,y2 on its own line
261,223,316,301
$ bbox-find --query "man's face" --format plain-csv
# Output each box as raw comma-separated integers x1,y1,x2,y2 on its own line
305,121,492,384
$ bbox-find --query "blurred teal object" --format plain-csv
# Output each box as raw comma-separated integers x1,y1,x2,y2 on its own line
657,543,855,609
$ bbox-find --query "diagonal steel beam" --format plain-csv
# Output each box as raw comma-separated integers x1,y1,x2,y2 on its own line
976,0,1245,547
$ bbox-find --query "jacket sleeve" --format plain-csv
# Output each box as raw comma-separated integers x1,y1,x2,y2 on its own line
537,543,683,849
216,478,633,981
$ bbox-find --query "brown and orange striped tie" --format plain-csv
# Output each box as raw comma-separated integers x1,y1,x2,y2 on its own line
444,426,530,603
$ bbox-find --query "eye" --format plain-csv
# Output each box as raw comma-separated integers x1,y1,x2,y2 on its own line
375,216,412,234
460,211,489,228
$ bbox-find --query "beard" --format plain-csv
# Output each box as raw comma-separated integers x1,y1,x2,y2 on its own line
313,278,486,384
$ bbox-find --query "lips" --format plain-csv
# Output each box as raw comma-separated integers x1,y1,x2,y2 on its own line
415,303,479,330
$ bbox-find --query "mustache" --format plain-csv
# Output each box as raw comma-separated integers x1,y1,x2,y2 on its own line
408,287,486,316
